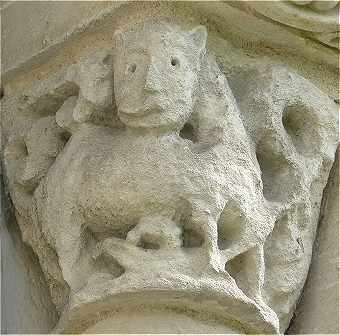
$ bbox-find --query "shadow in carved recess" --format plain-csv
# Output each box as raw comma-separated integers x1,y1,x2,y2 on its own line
282,104,320,156
217,200,246,251
256,140,297,203
179,122,198,143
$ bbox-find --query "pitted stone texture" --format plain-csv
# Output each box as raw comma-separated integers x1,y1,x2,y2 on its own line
247,1,339,49
2,19,338,334
287,148,339,334
229,65,338,331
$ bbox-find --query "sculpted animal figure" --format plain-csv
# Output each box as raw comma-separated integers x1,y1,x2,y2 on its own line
4,18,337,334
31,20,271,301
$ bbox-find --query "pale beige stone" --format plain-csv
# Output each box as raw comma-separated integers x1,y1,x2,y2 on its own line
248,0,339,48
83,310,241,334
287,148,339,334
1,2,338,334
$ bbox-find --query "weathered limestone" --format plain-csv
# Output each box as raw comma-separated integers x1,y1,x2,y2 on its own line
0,176,57,333
248,0,339,49
287,148,339,334
1,2,338,334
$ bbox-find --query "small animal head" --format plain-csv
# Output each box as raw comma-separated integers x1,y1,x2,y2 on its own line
113,19,207,132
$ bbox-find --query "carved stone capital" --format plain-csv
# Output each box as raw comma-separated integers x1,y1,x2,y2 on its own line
1,5,338,334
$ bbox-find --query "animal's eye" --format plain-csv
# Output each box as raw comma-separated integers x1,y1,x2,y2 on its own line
128,63,137,73
171,57,179,67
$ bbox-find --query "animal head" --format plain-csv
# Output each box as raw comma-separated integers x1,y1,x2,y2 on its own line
113,20,207,132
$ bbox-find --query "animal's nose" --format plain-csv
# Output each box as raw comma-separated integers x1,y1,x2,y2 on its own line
144,60,162,93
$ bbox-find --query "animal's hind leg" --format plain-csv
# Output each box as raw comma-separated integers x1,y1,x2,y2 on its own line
225,244,278,323
225,244,265,301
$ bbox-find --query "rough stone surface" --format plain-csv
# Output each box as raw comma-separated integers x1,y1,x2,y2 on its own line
1,1,338,80
1,2,338,334
287,147,339,334
248,0,339,48
0,176,57,334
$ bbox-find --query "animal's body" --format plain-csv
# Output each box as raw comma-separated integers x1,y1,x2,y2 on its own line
38,124,227,243
31,21,272,294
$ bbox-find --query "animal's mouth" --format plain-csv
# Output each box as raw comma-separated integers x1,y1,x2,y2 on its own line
118,98,164,117
119,107,159,118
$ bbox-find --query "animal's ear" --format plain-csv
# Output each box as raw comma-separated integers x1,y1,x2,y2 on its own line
189,25,207,52
113,29,125,52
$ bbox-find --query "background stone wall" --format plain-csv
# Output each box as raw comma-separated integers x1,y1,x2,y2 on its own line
288,147,339,334
1,170,57,334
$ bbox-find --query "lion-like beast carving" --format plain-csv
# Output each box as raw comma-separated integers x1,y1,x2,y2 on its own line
3,19,338,334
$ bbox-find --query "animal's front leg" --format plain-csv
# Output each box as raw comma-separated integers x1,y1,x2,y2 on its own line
93,237,150,272
90,216,183,276
190,201,224,273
